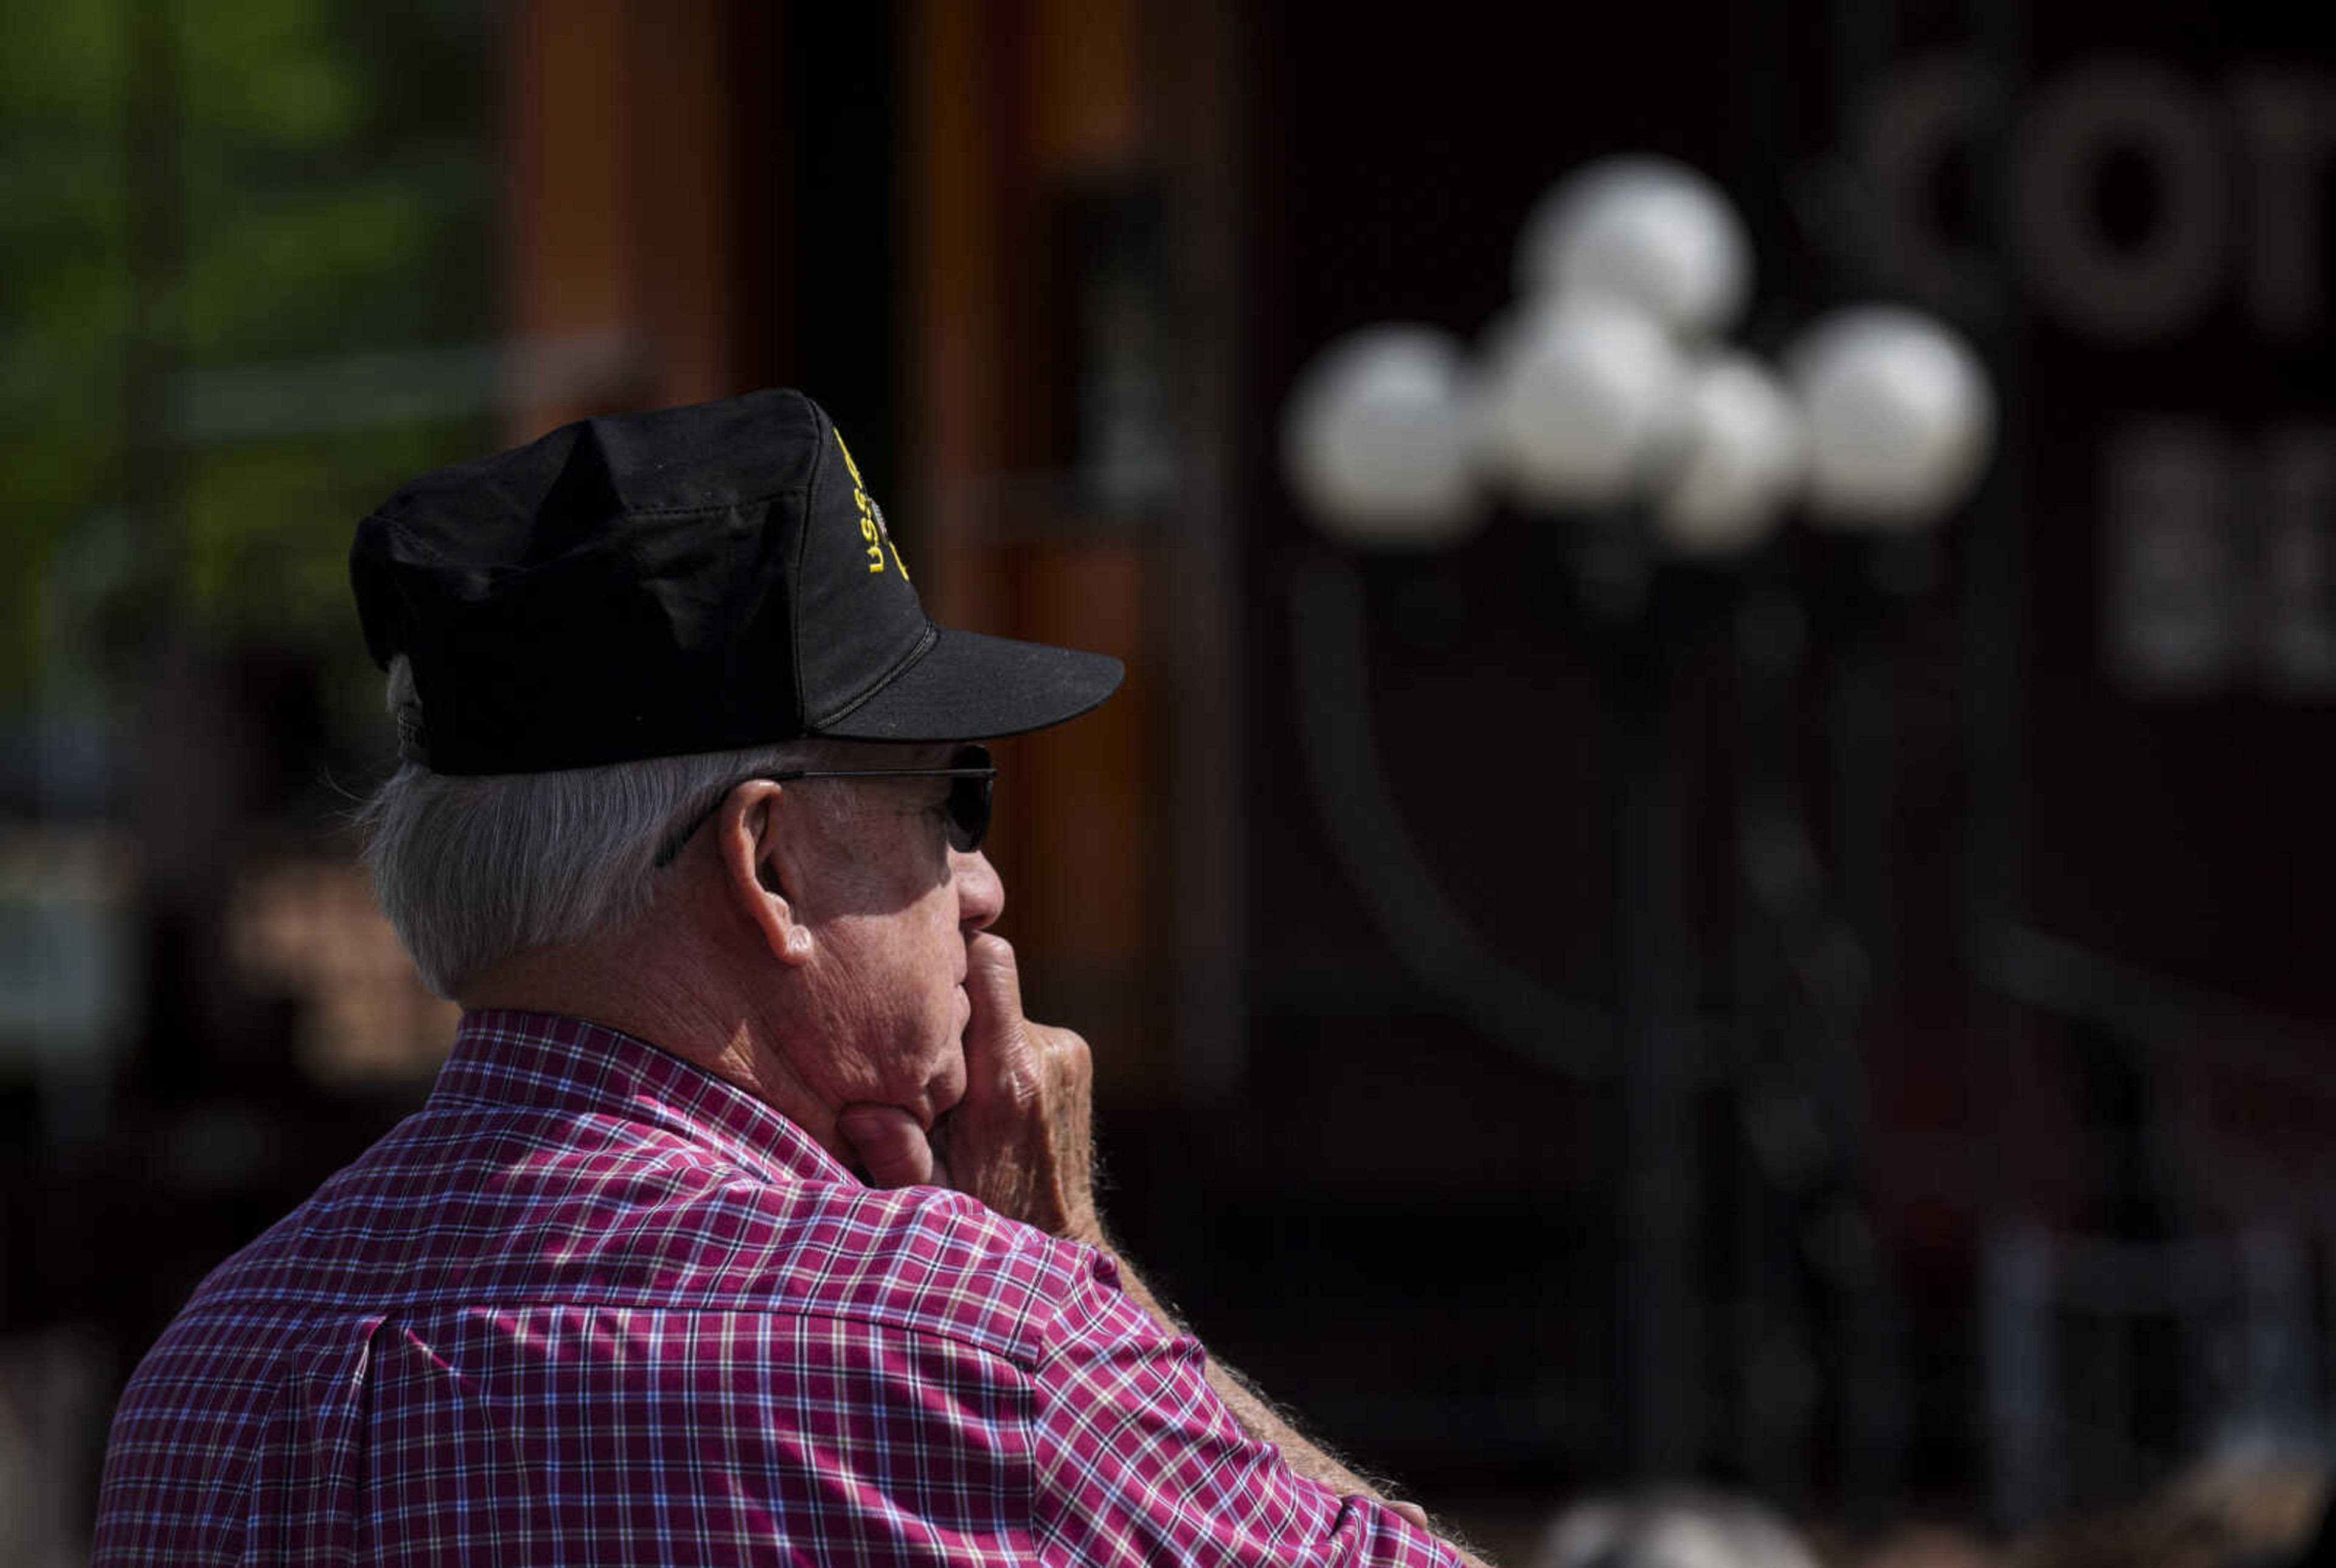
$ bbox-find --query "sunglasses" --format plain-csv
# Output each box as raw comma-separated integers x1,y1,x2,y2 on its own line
655,743,996,868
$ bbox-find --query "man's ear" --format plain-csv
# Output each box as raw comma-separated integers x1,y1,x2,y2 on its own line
714,782,816,966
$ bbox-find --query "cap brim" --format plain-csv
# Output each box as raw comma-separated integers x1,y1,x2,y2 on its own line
813,626,1125,743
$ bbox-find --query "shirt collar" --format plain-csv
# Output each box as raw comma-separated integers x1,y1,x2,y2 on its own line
429,1008,859,1191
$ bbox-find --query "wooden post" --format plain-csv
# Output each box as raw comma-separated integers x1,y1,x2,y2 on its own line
502,0,774,438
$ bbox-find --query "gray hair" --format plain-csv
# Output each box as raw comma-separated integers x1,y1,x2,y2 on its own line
358,654,855,998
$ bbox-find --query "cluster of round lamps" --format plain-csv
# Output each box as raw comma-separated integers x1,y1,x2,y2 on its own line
1281,156,1997,557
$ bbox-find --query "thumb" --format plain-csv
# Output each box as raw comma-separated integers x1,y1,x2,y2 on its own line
835,1103,935,1188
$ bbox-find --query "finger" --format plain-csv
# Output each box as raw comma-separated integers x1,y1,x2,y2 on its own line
926,1111,960,1192
962,932,1026,1058
1032,1022,1092,1087
1389,1501,1431,1530
835,1103,935,1187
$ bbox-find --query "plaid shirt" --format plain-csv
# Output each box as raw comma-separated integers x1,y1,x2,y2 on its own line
96,1010,1455,1566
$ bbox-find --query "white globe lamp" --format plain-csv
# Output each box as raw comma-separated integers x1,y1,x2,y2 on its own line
1517,156,1754,340
1280,324,1484,547
1476,296,1694,510
1652,353,1807,559
1784,306,1995,529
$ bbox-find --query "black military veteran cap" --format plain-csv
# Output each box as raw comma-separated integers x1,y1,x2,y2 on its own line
350,387,1124,774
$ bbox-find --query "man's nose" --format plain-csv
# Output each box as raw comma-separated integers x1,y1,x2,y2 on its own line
954,848,1004,931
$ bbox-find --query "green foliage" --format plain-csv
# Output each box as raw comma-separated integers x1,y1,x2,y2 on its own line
0,0,495,698
0,0,133,687
182,422,478,642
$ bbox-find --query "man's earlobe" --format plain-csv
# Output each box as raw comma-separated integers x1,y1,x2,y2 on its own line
719,786,817,969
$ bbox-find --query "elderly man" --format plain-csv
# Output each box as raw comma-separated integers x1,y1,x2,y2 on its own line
95,389,1478,1566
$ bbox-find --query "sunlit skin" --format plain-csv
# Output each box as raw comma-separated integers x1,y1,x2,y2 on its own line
729,766,1002,1165
457,744,997,1177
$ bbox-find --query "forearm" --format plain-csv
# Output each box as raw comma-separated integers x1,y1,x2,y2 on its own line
1101,1243,1495,1568
1104,1249,1382,1493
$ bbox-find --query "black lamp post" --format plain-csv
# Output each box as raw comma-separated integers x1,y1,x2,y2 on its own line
1281,154,1995,1491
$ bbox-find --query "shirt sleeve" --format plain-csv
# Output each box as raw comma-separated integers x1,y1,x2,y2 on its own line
1028,1249,1464,1568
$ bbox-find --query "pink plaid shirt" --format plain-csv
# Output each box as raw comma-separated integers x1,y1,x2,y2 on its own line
96,1010,1455,1566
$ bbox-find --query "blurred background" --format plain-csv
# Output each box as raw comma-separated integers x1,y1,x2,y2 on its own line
4,0,2335,1563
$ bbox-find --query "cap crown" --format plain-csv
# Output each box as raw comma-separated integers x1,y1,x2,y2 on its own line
351,389,930,774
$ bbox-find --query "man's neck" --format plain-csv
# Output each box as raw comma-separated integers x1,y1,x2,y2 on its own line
458,931,818,1134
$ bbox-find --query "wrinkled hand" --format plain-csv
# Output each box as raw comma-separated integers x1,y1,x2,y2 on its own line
837,933,1102,1244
